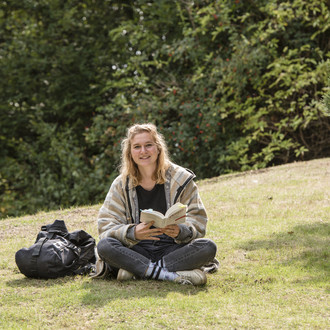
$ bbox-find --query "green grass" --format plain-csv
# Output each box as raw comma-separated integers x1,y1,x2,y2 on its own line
1,158,329,329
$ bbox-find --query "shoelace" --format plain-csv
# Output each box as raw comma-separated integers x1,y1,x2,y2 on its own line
177,277,193,285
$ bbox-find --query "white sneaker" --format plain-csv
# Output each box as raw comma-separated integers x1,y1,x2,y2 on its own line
117,269,134,281
174,269,207,286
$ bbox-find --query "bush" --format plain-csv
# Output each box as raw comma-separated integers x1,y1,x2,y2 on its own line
0,0,329,217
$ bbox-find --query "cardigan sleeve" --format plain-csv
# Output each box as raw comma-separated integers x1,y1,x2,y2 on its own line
174,179,207,244
97,176,139,248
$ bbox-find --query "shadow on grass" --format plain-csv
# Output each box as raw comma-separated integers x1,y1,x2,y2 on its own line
80,279,209,306
7,274,208,306
6,275,79,288
239,222,329,282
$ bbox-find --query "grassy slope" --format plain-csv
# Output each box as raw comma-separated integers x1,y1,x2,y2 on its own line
0,158,329,329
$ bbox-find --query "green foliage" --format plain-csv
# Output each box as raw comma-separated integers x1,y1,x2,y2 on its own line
0,0,329,217
324,77,330,112
0,0,129,217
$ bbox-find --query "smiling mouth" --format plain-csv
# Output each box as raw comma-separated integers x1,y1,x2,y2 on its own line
140,156,150,160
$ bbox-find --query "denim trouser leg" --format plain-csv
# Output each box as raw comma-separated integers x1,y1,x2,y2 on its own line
97,237,150,278
97,237,217,278
162,238,217,272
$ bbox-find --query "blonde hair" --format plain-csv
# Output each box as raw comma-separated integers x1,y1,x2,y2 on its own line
120,123,171,186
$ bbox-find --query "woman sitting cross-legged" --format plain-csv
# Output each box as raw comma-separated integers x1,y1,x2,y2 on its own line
96,123,218,285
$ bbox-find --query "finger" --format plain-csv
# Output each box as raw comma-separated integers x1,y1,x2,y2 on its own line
149,228,164,234
148,237,160,241
144,221,155,229
143,235,160,241
164,224,178,230
163,228,178,238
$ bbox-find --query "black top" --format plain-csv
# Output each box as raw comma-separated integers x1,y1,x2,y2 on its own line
136,183,174,244
136,184,167,216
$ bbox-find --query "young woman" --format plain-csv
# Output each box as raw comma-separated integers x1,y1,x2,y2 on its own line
96,123,217,285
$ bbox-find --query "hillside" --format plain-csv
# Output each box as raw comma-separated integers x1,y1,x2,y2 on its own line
0,158,329,329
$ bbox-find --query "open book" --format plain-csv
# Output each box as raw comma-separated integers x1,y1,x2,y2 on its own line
140,202,187,228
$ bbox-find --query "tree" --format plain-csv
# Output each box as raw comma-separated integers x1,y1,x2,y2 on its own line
0,0,329,218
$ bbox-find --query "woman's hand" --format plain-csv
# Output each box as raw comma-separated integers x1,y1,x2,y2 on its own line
163,224,180,238
135,222,164,240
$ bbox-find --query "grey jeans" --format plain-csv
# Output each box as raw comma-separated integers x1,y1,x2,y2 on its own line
97,237,217,279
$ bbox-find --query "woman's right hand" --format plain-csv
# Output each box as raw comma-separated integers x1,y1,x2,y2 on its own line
135,222,164,240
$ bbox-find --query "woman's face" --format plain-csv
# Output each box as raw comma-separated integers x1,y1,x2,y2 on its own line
130,132,159,170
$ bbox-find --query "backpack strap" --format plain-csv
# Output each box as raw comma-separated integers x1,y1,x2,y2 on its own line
29,236,49,277
30,232,81,277
32,236,48,257
74,263,94,276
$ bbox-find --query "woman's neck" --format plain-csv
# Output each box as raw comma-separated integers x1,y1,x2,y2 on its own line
138,166,156,191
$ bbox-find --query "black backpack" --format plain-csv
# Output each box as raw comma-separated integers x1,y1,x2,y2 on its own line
15,220,96,279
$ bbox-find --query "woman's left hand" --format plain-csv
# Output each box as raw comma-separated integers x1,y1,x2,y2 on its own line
163,224,180,238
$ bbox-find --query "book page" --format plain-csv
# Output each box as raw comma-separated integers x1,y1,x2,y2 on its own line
140,211,164,227
140,203,187,228
165,208,186,225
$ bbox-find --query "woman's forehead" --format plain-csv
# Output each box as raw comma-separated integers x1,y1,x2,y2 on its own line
131,132,154,144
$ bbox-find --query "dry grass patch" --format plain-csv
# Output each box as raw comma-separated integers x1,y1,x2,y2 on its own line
0,158,329,329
